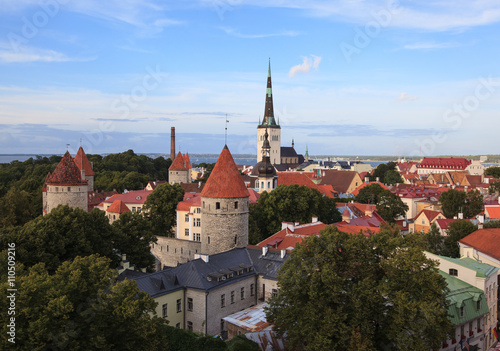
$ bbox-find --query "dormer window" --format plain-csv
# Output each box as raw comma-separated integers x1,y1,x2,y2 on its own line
460,306,464,318
477,300,481,311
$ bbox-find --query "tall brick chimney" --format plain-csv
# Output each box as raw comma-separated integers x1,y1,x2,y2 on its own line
170,127,175,161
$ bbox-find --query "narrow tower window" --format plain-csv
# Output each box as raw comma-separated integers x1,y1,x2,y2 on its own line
216,202,220,209
234,201,238,209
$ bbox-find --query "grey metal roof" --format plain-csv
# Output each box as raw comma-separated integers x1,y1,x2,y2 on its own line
280,146,298,158
246,246,288,281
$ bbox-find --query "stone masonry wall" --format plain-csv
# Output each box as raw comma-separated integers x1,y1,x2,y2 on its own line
201,197,249,255
45,184,88,214
169,170,189,185
152,237,201,268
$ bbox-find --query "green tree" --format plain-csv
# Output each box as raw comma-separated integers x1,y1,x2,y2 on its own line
226,334,260,351
489,181,500,194
356,183,386,204
383,170,403,185
440,189,483,219
0,255,167,350
0,188,36,228
113,212,157,272
443,220,477,257
422,222,445,255
143,183,184,237
248,185,341,244
195,162,216,183
375,189,408,223
266,226,453,351
485,166,500,178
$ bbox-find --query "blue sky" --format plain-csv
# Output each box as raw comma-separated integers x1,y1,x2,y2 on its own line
1,0,500,157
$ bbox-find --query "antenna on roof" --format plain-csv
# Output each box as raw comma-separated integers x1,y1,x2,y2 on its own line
225,114,229,145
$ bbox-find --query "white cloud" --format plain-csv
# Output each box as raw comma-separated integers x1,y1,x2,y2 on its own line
0,43,95,63
397,92,418,101
288,55,321,78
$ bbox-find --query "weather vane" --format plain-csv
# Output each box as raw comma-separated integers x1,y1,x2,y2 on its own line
225,114,229,145
66,144,70,151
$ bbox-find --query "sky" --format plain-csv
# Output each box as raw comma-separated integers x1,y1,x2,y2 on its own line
1,0,500,158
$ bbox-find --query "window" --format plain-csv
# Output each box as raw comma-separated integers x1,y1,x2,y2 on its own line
235,201,238,209
195,233,201,242
196,208,201,213
460,306,464,318
193,218,201,227
477,300,481,311
187,321,193,331
67,187,71,192
221,294,225,308
208,236,210,244
185,228,189,236
216,202,220,209
234,236,237,245
220,319,225,333
241,287,245,300
188,298,193,311
231,291,235,304
267,182,270,188
421,219,425,225
185,214,189,222
162,303,168,318
132,207,136,213
176,323,180,328
137,207,141,213
250,284,254,296
272,289,278,298
449,268,458,276
176,299,181,313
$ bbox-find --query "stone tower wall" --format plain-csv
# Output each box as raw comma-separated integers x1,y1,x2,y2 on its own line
151,237,202,268
257,127,281,165
169,170,189,185
201,197,249,255
45,184,88,214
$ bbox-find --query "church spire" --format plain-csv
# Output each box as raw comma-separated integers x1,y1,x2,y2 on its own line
261,58,277,127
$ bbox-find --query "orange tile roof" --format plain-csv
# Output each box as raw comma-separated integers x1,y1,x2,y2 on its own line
176,193,202,211
74,146,94,176
278,172,334,197
333,223,380,235
257,221,327,249
414,209,443,222
100,190,152,206
169,152,190,171
200,145,249,198
106,200,130,214
459,228,500,260
45,152,87,186
485,206,500,219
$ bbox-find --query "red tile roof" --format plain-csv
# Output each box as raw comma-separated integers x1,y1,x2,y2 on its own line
417,157,471,170
397,161,416,173
485,206,500,219
200,145,249,198
247,188,260,204
257,221,327,249
74,147,94,176
45,152,87,186
278,172,334,197
434,218,459,230
414,209,443,222
106,200,130,214
169,152,190,171
176,193,202,211
333,223,380,235
101,190,152,205
459,228,500,260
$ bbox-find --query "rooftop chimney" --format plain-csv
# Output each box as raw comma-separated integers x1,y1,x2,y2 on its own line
194,253,209,263
170,127,175,161
281,249,286,259
458,213,463,220
365,177,369,184
262,246,268,256
312,216,318,223
376,177,380,182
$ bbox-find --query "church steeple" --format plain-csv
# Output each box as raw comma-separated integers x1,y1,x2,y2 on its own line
261,58,277,127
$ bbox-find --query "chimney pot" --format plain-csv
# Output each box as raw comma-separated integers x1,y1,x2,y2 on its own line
281,249,286,259
262,246,268,256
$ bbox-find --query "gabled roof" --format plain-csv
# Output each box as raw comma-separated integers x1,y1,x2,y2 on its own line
414,209,443,222
433,255,498,278
45,151,87,186
223,303,270,332
459,228,500,260
74,146,94,176
320,170,360,194
101,190,152,205
176,193,202,212
397,161,416,173
106,200,130,214
256,221,327,250
169,152,190,171
280,146,297,158
277,172,323,194
485,206,500,219
200,145,249,198
434,218,459,230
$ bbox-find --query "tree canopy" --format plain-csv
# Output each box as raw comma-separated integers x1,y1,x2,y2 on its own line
439,189,483,219
248,185,341,244
355,183,386,204
143,183,185,237
265,226,453,351
485,166,500,178
443,220,477,257
370,162,403,185
356,184,408,223
0,205,157,273
0,255,166,350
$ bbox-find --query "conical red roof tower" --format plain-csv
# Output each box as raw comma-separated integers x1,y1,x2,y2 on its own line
46,152,87,186
201,145,249,198
74,146,94,176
